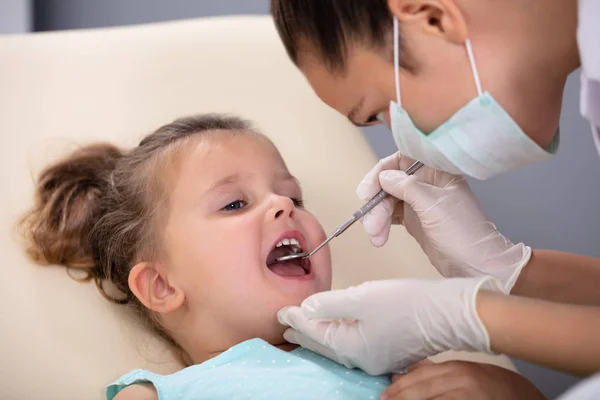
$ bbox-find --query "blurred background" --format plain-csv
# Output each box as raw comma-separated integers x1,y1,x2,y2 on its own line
3,1,598,398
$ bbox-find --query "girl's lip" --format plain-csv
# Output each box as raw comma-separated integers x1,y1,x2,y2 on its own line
268,265,314,281
265,229,312,278
266,230,310,260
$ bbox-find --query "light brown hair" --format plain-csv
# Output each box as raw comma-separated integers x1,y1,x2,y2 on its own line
19,113,258,359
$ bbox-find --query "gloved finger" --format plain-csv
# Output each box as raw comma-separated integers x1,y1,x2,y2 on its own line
300,288,362,319
283,328,344,365
366,219,391,247
278,306,331,340
362,196,395,247
397,153,419,172
279,307,358,364
356,153,401,201
400,205,431,253
379,170,432,209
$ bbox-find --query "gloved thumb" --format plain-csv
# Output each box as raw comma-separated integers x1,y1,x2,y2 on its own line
379,170,421,207
301,289,360,320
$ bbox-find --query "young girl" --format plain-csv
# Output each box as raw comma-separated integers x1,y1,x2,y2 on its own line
19,114,391,400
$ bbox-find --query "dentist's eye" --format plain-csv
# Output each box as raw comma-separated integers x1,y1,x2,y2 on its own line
292,198,304,208
222,200,247,211
366,114,380,124
365,113,387,126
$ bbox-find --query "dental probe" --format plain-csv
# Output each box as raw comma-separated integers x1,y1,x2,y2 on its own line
275,160,424,263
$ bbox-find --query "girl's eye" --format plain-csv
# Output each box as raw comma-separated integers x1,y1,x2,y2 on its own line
292,198,305,208
222,200,247,212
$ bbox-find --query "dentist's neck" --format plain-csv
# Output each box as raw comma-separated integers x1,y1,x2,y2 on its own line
472,0,579,147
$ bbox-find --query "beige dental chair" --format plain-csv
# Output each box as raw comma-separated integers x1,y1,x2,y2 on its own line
0,15,514,400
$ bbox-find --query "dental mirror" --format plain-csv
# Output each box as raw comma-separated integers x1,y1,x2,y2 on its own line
274,161,424,264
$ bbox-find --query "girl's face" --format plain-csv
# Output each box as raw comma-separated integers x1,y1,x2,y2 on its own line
161,133,331,352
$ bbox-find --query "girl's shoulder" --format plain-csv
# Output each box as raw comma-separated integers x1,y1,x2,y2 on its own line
112,383,157,400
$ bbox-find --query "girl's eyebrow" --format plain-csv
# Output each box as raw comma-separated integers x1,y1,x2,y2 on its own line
281,172,302,190
205,174,244,194
205,172,301,195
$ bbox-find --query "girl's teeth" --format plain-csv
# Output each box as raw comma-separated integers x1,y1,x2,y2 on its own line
274,237,303,250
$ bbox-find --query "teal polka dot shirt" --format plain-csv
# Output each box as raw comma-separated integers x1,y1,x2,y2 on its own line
106,338,391,400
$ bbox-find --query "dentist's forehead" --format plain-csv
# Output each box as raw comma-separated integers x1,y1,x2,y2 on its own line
298,47,375,127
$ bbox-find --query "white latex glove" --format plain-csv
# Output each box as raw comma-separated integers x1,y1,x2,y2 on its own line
278,277,501,376
356,152,531,293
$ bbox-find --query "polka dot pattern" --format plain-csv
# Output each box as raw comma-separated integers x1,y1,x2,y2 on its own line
106,338,390,400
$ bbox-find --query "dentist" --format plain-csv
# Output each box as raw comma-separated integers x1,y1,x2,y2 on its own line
272,0,600,398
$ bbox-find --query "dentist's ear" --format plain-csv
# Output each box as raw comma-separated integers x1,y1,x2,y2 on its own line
387,0,468,43
129,262,185,314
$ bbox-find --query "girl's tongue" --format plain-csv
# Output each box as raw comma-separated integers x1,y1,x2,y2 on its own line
266,246,308,276
269,263,306,277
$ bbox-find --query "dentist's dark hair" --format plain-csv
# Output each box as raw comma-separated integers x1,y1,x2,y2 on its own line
270,0,413,72
19,113,258,365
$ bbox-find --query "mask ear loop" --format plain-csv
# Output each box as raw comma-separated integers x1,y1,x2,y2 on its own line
465,39,483,96
393,17,402,106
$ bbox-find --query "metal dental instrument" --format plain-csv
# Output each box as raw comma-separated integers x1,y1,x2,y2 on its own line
275,161,424,263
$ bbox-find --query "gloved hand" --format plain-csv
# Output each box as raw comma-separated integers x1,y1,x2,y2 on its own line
356,152,531,293
278,277,501,376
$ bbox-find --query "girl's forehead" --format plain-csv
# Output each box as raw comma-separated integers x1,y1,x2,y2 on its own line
190,133,284,165
176,133,292,185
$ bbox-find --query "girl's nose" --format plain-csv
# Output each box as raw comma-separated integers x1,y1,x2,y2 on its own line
271,195,295,220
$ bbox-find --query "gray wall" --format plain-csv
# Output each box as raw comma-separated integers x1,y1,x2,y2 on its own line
0,0,31,34
33,0,270,31
31,1,597,398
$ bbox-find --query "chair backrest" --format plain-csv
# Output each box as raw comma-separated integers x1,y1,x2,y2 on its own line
0,15,514,400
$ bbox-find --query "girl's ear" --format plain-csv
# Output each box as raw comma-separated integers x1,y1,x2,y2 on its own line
387,0,469,43
129,262,185,313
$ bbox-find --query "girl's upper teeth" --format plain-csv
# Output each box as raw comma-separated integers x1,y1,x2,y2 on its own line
275,237,301,248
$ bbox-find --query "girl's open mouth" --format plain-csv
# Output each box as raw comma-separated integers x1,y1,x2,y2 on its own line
266,236,311,277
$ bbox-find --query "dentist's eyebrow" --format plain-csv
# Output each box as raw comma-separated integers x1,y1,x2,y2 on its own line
347,96,369,127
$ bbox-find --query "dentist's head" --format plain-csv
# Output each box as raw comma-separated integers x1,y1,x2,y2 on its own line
271,0,579,179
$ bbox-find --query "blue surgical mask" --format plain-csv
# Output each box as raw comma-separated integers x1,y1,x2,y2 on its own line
386,18,558,180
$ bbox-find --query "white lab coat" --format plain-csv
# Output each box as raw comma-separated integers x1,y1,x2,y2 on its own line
554,2,600,399
558,373,600,400
578,0,600,151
